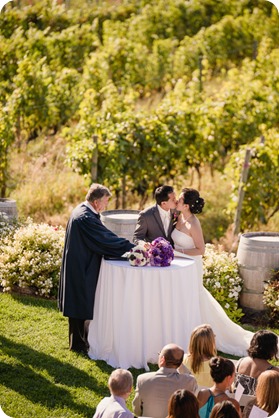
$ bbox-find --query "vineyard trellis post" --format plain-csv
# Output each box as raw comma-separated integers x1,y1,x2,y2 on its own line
233,148,251,236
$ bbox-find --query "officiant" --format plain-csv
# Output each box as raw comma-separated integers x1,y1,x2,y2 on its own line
58,183,134,354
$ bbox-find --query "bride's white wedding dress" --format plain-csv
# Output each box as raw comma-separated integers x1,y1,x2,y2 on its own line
172,228,253,356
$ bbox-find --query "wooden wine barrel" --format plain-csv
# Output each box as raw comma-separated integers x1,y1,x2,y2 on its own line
101,210,139,243
237,232,279,311
0,198,18,220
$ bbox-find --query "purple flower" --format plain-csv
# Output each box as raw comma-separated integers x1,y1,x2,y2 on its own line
148,237,174,267
172,211,180,225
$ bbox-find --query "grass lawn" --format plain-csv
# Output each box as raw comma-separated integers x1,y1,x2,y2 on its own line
0,293,151,418
0,293,278,418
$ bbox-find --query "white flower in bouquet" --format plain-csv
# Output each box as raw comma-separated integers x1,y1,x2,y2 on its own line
128,243,150,267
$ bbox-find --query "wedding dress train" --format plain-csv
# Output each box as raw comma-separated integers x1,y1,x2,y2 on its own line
171,228,253,357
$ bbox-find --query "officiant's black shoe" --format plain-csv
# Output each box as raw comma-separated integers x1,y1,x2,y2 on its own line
70,347,88,356
78,350,89,357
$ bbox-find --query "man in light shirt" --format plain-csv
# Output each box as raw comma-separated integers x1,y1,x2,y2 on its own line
93,369,134,418
133,185,177,245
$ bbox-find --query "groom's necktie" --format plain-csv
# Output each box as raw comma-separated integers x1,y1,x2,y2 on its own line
163,213,170,236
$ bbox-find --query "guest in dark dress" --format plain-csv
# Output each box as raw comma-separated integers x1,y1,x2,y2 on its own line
58,183,134,354
234,330,279,395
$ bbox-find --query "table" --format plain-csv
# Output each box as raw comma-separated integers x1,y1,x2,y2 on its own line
87,257,202,370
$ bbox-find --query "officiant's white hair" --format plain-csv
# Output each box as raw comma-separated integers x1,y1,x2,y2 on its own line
108,369,133,396
86,183,111,202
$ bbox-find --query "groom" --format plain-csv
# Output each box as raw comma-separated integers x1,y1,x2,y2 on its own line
133,185,177,245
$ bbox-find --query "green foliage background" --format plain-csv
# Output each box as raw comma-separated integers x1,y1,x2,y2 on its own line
1,4,279,417
0,0,279,233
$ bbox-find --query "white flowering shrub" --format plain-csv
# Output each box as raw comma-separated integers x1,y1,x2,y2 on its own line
0,219,65,298
203,244,244,323
0,211,20,237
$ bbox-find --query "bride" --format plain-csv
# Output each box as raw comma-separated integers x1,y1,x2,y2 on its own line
172,188,253,356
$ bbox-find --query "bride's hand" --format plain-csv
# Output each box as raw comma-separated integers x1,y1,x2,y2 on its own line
137,240,151,250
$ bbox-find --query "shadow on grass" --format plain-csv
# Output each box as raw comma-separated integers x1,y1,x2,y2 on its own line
0,335,108,416
10,292,58,311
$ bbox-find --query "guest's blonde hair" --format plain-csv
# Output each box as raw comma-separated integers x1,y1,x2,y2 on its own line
256,370,279,415
188,324,217,373
108,369,133,396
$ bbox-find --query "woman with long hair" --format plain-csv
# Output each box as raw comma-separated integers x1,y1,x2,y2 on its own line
179,324,217,387
242,369,279,417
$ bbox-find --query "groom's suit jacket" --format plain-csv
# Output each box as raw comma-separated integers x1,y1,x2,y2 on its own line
133,204,175,244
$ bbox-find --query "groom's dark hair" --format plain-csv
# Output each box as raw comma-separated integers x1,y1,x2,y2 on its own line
154,185,174,206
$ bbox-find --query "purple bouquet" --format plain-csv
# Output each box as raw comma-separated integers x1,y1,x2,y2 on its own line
148,237,174,267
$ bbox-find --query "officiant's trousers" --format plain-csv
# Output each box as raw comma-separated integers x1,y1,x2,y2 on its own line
68,318,89,354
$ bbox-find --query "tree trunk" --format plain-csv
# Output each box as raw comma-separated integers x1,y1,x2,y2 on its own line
121,176,126,209
91,135,98,182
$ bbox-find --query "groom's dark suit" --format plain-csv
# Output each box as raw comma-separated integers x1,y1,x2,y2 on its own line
133,205,175,244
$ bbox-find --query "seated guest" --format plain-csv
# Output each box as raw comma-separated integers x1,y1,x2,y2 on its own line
132,343,198,418
167,389,200,418
242,369,279,418
209,400,240,418
93,369,133,418
178,324,217,387
197,357,240,418
234,330,279,395
133,185,177,244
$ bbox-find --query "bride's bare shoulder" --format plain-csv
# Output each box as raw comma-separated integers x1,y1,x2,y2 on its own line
189,215,201,228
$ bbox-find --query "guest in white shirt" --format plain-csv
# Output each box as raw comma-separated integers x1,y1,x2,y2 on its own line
93,369,134,418
133,185,177,244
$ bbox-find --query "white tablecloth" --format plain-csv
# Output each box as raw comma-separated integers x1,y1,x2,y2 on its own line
88,257,202,370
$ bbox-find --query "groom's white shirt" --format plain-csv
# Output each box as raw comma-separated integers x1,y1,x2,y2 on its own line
157,204,171,236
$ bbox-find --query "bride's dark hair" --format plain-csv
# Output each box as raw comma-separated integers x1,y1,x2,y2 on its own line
182,188,204,214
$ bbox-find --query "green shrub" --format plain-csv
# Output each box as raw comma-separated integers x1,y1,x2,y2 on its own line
0,219,65,298
203,244,244,323
263,269,279,325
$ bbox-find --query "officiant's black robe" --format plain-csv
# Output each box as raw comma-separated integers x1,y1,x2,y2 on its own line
58,203,134,320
